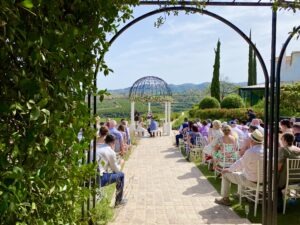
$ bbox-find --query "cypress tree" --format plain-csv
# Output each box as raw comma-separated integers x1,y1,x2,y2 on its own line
253,49,257,85
247,30,254,86
211,39,221,102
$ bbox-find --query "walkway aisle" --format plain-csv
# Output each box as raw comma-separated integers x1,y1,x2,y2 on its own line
109,136,252,225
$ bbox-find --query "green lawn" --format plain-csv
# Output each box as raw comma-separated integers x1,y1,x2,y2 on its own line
195,161,300,225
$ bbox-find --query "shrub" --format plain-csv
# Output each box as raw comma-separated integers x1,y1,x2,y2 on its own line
221,94,245,109
189,108,264,121
0,1,136,224
199,96,220,109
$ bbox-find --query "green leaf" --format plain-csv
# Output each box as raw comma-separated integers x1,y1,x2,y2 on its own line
44,137,49,146
31,202,36,210
41,109,50,116
20,0,34,9
30,106,40,121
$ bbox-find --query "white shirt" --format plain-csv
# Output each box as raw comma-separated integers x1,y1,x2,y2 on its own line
229,144,263,182
232,126,245,141
96,144,121,176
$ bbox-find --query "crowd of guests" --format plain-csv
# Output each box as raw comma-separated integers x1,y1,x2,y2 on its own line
175,111,300,212
89,118,132,207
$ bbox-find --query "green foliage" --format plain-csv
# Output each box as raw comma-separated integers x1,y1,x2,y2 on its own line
199,96,221,109
89,193,114,225
189,108,263,121
0,0,137,224
211,39,221,101
280,82,300,116
247,31,257,86
251,83,300,117
252,98,265,111
221,94,245,109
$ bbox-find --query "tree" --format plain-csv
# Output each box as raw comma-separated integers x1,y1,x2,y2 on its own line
248,31,257,86
248,31,254,86
0,0,137,224
220,76,240,100
253,50,257,85
211,39,221,102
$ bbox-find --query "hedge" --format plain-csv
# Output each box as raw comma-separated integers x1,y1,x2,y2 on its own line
189,108,264,121
199,96,220,109
221,94,245,109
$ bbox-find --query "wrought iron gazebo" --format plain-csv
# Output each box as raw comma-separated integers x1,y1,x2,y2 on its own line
129,76,173,135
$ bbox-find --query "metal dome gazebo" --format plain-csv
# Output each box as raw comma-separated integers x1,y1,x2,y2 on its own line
129,76,173,135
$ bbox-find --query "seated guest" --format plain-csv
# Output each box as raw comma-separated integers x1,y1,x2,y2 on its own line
203,120,224,157
250,118,264,134
175,118,189,146
213,125,238,169
200,120,209,139
229,120,244,147
215,129,264,206
292,122,300,146
280,119,293,134
108,120,124,155
148,117,158,137
239,125,258,156
96,135,126,207
118,124,128,152
121,119,131,145
208,120,223,143
277,132,300,212
188,124,203,147
98,126,109,146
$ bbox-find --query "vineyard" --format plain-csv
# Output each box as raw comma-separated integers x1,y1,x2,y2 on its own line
97,90,204,119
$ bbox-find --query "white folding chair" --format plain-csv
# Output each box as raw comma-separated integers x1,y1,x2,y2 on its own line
239,160,264,217
214,143,238,178
283,158,300,214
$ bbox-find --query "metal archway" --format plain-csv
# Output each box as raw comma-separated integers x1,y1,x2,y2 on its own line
91,6,283,225
94,7,271,221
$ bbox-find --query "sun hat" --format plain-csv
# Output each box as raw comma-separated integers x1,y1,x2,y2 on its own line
249,129,264,144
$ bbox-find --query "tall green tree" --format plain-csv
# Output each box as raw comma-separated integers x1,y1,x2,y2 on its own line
211,39,221,102
0,1,137,224
248,31,254,86
248,31,257,86
253,50,257,85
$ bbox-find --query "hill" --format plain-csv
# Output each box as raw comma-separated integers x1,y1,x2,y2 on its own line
109,82,211,95
98,82,247,119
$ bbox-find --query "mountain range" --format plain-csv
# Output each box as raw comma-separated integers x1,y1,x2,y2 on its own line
109,82,247,95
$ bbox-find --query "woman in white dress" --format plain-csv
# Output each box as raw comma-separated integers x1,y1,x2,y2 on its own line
136,118,148,136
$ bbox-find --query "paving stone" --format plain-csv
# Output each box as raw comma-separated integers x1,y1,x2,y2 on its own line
108,135,255,225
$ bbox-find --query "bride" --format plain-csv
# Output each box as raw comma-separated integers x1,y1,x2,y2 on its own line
136,118,148,136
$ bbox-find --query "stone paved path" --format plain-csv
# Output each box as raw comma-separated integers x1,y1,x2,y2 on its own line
109,135,254,225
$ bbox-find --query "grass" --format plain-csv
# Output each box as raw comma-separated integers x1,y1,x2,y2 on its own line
194,161,300,225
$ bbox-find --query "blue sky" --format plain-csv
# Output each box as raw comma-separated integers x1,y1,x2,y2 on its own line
98,5,300,90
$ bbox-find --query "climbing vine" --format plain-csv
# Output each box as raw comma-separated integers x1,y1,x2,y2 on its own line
0,0,137,224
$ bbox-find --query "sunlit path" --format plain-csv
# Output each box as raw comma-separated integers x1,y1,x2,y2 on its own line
109,135,253,225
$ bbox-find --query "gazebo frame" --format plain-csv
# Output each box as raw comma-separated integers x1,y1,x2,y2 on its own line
129,76,173,135
86,2,300,225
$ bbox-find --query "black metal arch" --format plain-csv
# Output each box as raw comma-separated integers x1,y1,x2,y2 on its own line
273,26,300,213
90,5,286,225
107,6,269,84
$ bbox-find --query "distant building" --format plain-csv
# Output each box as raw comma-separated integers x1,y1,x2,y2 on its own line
239,51,300,106
276,51,300,82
